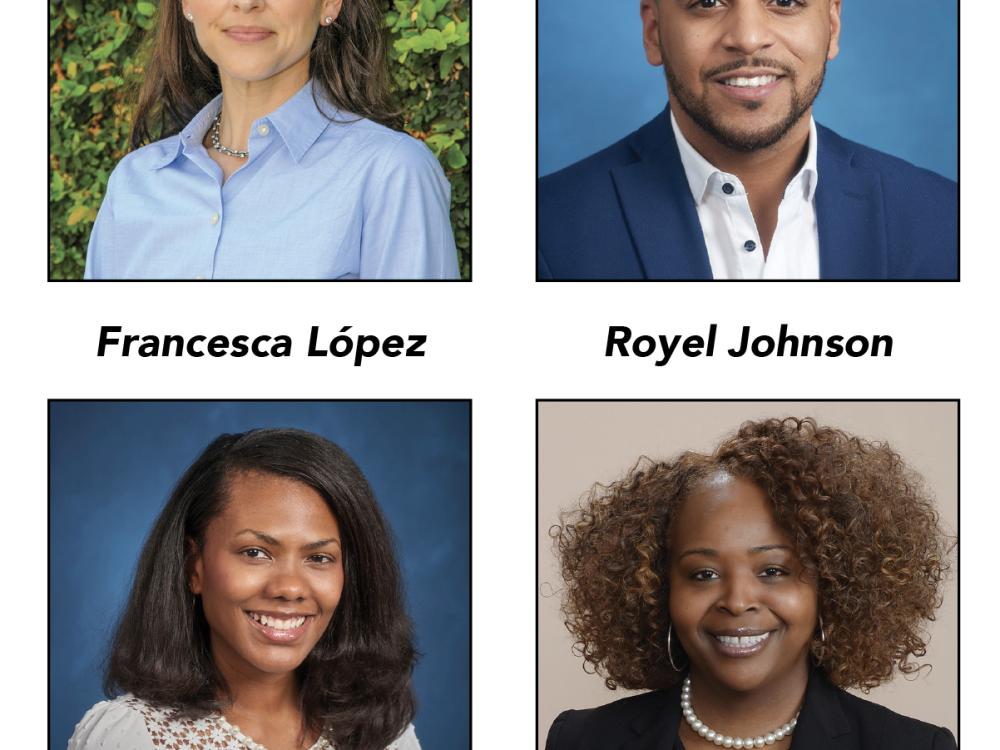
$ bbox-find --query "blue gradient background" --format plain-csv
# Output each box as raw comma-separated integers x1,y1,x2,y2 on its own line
50,401,470,749
538,1,958,181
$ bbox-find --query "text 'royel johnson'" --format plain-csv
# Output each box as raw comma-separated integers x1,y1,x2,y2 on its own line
606,324,892,366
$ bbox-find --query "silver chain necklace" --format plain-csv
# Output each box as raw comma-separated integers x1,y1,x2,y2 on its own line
681,677,799,748
210,111,249,159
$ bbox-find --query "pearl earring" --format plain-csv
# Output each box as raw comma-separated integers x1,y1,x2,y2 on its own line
185,11,194,21
323,16,334,25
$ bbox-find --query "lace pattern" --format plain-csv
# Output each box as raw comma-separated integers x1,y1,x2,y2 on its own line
123,695,334,750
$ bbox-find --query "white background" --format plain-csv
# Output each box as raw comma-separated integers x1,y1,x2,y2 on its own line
7,1,984,746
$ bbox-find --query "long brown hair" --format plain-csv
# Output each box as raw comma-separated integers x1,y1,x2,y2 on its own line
129,1,400,150
105,429,417,750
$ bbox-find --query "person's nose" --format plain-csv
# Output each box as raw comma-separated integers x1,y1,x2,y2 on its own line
263,563,308,602
719,3,777,58
232,0,264,12
715,571,761,616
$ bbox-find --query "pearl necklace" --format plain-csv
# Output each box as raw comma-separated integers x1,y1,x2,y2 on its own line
218,714,334,750
210,111,249,159
681,677,799,748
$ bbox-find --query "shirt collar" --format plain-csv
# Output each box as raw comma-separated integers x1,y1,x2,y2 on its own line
149,80,336,170
669,109,819,204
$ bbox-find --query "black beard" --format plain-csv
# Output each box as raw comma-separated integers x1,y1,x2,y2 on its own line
664,58,826,153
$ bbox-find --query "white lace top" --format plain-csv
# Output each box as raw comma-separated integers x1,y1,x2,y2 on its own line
68,695,422,750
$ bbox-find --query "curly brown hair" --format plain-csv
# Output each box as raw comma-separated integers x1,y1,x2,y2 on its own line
553,417,953,693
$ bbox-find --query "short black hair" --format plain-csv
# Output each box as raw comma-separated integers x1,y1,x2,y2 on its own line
104,428,416,750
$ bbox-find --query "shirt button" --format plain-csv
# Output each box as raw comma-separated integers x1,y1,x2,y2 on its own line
210,213,220,225
744,240,757,252
722,183,735,195
258,124,270,136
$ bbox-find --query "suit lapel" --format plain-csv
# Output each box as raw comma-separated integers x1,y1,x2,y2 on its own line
789,668,856,750
622,687,680,750
610,111,713,280
815,126,889,279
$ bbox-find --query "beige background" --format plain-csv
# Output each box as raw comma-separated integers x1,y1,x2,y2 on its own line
538,401,958,748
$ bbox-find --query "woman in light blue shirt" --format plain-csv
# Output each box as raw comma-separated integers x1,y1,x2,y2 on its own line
85,0,459,280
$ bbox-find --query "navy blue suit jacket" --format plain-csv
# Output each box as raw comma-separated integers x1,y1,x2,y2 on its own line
537,111,957,280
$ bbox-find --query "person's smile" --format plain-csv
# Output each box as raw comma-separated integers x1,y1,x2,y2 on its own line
712,67,788,103
705,626,779,658
223,25,276,43
244,609,317,644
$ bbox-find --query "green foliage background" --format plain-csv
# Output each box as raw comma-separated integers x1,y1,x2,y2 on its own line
49,0,470,279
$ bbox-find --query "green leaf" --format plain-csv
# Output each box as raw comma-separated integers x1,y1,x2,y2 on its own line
90,41,115,60
136,1,156,16
51,172,66,201
439,47,459,79
424,134,454,155
445,144,467,170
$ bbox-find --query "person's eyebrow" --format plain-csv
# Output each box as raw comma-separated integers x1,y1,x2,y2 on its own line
678,547,718,561
677,544,791,560
748,544,792,554
235,528,341,551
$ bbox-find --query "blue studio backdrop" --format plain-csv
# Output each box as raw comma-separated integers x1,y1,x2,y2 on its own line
538,0,958,181
50,401,470,748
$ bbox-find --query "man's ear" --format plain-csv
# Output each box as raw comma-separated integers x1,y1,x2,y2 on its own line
641,0,665,67
827,0,842,61
187,536,204,595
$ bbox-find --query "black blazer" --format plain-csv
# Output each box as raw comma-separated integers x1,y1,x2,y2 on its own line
545,668,956,750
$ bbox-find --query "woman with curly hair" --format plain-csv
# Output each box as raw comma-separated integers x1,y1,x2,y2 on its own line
68,428,419,750
548,417,955,750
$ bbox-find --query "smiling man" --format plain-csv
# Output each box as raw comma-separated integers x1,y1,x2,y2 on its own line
537,0,957,280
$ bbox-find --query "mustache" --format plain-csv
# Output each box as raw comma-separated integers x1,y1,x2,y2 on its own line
703,57,795,80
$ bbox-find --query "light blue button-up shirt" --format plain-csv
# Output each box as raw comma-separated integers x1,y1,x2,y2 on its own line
85,81,459,279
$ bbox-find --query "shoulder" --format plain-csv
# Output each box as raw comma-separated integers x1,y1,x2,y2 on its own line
818,125,956,201
68,695,154,750
817,125,956,278
546,691,669,750
826,685,957,749
324,117,444,179
113,136,183,176
387,723,422,749
539,129,641,199
537,121,657,279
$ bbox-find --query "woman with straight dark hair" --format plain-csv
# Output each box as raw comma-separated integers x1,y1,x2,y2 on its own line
84,0,458,280
69,428,420,750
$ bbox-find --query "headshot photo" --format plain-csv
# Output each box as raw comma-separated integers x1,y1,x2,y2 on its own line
537,2,958,280
538,401,958,748
49,1,470,280
51,400,470,749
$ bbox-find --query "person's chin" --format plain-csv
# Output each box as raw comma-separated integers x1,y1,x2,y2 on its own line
702,659,779,694
245,651,308,675
695,632,784,691
218,63,285,85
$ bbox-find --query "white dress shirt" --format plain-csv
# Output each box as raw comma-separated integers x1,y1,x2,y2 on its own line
670,111,821,280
